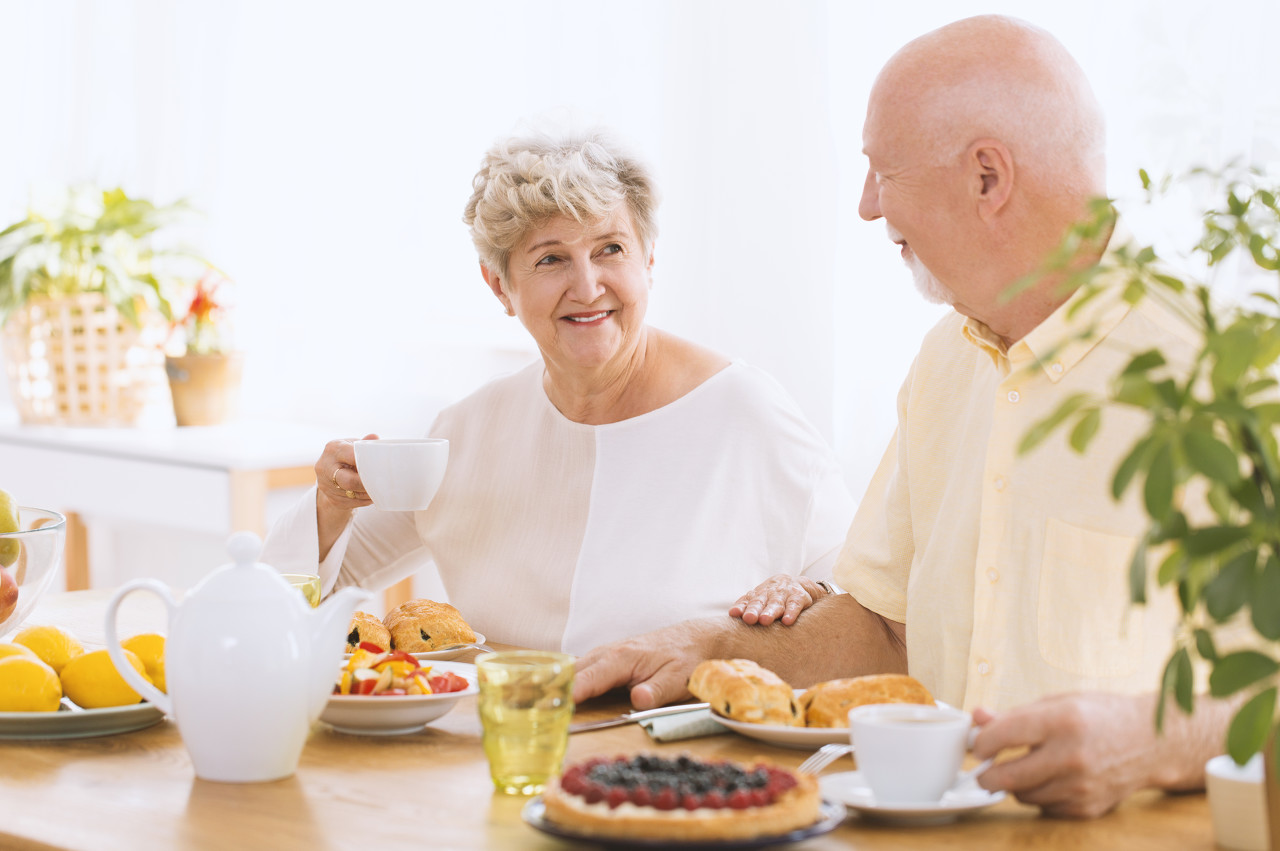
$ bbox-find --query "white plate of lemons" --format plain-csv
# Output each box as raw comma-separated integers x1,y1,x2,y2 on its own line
0,625,166,739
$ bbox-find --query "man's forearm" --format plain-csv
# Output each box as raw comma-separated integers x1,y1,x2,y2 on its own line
1148,692,1240,791
710,592,907,687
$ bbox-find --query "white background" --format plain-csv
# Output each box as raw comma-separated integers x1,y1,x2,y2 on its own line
1,0,1277,588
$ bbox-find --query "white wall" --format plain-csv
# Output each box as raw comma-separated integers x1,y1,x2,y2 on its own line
1,0,1276,589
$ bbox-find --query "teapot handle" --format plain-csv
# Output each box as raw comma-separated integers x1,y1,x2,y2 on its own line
104,579,176,716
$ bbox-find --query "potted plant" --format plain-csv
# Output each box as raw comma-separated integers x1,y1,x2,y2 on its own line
1023,165,1280,848
163,269,243,427
0,186,197,425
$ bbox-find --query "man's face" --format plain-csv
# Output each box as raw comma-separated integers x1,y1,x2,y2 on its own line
858,87,968,307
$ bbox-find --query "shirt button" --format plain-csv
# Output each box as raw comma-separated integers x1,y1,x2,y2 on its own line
1051,362,1064,375
1007,390,1020,403
987,568,999,584
993,476,1006,491
977,660,991,675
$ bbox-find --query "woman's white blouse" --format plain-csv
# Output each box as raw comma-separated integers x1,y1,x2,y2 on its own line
262,361,855,655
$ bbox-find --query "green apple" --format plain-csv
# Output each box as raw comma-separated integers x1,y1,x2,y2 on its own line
0,488,19,568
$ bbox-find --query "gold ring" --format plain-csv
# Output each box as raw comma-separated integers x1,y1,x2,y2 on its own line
330,465,367,500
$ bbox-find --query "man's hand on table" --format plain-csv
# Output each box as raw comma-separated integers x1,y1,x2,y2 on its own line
970,692,1185,819
572,619,721,709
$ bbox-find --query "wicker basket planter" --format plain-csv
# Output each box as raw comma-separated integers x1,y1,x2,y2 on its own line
1,293,166,426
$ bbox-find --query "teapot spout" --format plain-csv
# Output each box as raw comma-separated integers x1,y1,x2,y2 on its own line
307,585,373,720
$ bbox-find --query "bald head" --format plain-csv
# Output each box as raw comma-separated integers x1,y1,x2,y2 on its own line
871,15,1106,201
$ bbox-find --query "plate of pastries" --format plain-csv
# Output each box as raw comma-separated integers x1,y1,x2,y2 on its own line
344,598,485,661
688,659,936,749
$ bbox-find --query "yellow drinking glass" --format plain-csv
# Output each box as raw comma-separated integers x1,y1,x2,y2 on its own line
476,650,575,795
281,573,321,608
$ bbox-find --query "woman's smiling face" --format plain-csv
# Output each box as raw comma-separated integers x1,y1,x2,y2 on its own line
489,205,654,376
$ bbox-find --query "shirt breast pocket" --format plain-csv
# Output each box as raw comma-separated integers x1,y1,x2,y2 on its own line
1037,518,1144,678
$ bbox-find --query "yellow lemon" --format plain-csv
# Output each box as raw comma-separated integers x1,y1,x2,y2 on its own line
60,649,151,709
0,655,61,711
121,633,166,693
13,625,84,674
0,643,39,662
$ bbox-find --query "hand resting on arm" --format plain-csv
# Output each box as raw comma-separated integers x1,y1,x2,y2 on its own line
573,592,908,709
729,574,830,626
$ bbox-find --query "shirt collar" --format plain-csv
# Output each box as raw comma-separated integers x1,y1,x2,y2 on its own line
960,220,1135,382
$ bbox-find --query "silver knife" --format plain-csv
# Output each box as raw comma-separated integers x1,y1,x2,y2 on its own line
569,702,711,734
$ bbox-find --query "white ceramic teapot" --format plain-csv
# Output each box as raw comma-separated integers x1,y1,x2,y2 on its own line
104,531,371,783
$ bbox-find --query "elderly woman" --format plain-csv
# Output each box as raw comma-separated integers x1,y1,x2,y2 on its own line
262,128,854,654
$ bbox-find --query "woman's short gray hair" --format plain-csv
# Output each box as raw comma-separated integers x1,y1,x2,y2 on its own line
463,129,660,278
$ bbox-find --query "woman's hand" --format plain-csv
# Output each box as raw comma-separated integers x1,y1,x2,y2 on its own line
315,434,377,558
728,575,828,626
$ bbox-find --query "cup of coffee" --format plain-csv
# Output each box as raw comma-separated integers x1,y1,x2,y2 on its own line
849,703,974,804
353,438,449,511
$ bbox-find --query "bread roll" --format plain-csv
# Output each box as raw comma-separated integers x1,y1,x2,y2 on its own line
688,659,803,727
346,611,392,652
799,674,934,727
383,599,476,652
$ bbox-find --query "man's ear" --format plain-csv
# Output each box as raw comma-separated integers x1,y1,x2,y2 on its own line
481,264,514,316
968,139,1014,220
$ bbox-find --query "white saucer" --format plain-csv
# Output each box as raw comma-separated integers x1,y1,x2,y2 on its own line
819,771,1004,825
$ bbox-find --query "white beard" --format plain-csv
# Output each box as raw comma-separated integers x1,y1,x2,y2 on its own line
906,254,955,306
885,224,955,306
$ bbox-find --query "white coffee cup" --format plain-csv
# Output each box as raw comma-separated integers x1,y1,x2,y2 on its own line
1206,754,1267,851
849,703,976,804
353,438,449,511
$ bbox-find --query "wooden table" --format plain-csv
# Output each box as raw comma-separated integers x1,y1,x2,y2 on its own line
0,591,1217,850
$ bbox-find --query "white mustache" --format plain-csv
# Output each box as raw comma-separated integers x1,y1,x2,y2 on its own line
886,224,905,243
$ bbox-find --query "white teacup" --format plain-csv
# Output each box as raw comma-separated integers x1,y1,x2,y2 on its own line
849,703,978,804
353,438,449,511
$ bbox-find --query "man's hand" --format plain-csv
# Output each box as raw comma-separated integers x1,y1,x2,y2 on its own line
572,619,725,709
970,692,1211,819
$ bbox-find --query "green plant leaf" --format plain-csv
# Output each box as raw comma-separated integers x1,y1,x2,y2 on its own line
1185,526,1252,556
1069,408,1102,453
1194,628,1218,662
1183,431,1242,485
1113,435,1158,500
1019,394,1094,455
1226,688,1277,764
1120,350,1167,376
1156,547,1184,587
1129,538,1149,603
1174,646,1195,714
1144,443,1175,521
1212,326,1258,390
1204,549,1257,621
1252,554,1280,640
1209,651,1280,698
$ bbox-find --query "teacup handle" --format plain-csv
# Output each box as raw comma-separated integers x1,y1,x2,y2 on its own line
104,579,176,716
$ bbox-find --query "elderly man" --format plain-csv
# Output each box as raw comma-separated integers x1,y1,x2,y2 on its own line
573,15,1233,819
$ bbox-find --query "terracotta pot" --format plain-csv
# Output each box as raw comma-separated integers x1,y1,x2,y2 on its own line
165,352,244,426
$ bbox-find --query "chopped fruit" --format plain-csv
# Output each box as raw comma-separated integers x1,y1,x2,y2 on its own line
335,645,469,696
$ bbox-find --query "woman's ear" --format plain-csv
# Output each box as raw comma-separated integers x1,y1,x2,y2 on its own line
481,264,515,316
646,243,656,287
968,139,1014,220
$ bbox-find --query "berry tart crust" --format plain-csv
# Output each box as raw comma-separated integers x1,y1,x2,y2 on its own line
541,754,821,841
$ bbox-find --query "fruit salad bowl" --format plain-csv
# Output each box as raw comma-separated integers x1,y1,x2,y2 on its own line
0,508,67,637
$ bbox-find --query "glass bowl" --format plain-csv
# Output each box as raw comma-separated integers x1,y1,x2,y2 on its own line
0,508,67,637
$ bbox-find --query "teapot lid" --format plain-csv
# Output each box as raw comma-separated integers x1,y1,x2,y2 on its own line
189,531,300,605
